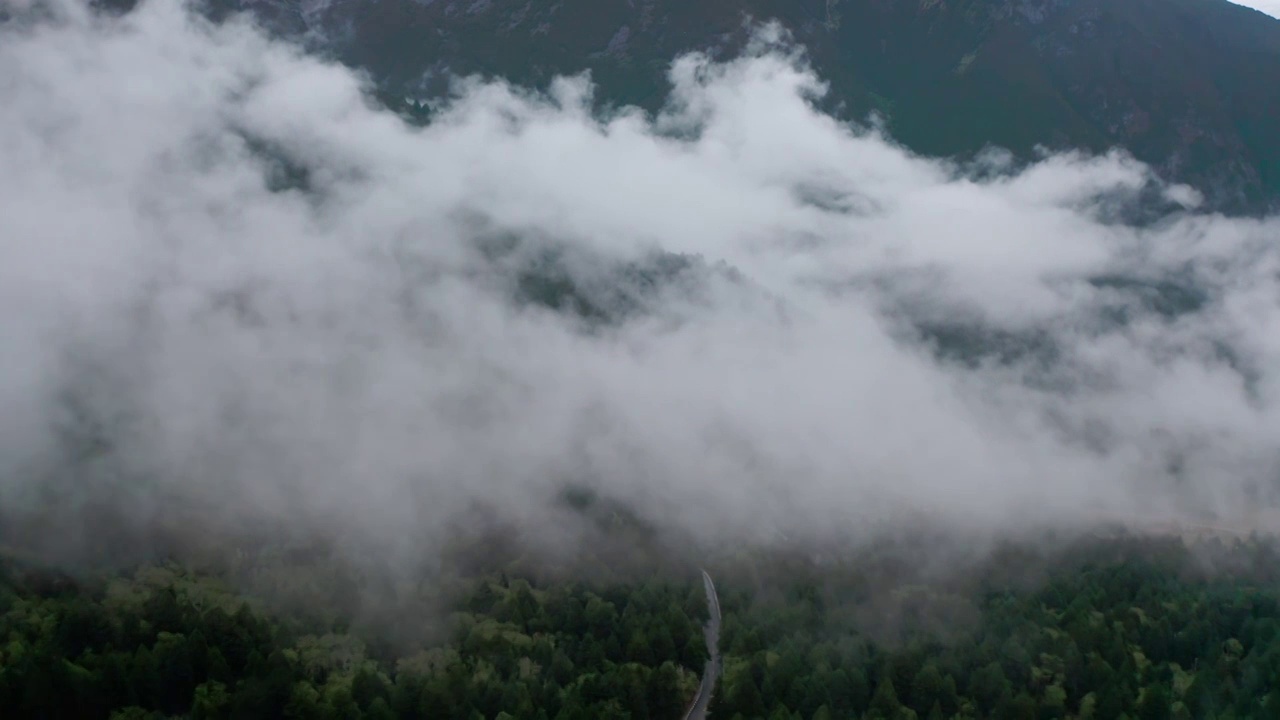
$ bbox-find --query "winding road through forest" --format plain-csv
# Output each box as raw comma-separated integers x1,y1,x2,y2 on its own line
683,569,722,720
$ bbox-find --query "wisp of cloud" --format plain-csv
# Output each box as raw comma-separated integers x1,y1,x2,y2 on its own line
2,0,1280,573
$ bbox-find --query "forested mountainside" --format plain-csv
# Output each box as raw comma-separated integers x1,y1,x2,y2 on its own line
166,0,1280,214
6,533,1280,720
7,1,1280,718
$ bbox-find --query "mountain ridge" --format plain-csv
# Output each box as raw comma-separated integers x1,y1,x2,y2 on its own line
174,0,1280,215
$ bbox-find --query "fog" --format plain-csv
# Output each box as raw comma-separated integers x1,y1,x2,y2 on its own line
2,0,1280,575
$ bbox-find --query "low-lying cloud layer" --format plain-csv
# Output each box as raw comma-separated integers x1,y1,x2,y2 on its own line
3,0,1280,567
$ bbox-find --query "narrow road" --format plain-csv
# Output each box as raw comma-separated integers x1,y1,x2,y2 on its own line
683,569,722,720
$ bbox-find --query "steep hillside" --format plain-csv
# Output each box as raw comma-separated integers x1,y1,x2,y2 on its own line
187,0,1280,214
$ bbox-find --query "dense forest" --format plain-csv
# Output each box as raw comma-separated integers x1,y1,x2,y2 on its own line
3,529,1280,719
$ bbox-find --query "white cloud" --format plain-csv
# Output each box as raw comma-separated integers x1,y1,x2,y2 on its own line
3,0,1280,565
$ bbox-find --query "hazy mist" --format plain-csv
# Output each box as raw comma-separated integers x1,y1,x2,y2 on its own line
3,0,1280,577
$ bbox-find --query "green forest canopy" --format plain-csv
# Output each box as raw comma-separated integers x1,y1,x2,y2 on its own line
4,532,1280,719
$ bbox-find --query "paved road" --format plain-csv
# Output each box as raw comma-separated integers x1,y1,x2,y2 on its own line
683,569,722,720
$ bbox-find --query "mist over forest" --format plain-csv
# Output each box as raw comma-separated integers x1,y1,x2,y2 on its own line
4,1,1280,718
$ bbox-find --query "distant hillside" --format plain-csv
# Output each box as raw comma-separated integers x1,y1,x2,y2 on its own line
180,0,1280,215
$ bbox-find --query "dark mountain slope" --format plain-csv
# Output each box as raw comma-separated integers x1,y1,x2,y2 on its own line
187,0,1280,214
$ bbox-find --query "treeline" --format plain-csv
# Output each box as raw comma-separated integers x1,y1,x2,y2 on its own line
0,563,706,719
708,536,1280,720
3,534,1280,719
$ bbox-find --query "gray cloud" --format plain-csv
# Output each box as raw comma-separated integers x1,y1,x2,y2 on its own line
2,0,1280,571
